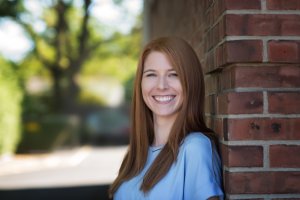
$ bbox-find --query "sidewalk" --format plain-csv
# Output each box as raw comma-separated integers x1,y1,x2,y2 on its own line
0,146,127,189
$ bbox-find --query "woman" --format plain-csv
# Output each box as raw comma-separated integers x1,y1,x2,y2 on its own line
109,37,224,200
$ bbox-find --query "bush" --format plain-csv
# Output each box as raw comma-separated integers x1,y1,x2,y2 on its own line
0,59,23,155
17,115,80,153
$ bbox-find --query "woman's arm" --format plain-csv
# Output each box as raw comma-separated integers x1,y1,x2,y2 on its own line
183,133,224,200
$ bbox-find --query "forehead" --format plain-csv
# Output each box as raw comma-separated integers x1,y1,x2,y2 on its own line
144,51,174,71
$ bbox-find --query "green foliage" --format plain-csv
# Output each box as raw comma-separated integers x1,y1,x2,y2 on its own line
17,53,53,117
0,0,24,18
18,54,50,81
18,115,80,153
124,75,135,103
0,58,23,155
1,0,142,110
82,55,136,81
80,21,142,105
0,0,142,153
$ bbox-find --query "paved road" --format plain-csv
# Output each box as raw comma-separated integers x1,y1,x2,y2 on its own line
0,146,127,200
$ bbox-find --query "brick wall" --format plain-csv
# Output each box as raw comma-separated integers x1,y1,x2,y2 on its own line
145,0,300,199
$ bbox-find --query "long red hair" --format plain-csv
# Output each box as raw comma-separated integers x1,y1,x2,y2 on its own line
109,37,215,196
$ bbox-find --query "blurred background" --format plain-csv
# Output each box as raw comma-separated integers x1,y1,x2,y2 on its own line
0,0,142,199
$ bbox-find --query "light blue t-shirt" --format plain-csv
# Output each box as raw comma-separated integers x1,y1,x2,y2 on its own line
114,132,224,200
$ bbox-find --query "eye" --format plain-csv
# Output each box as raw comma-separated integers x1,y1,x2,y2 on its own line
145,73,156,77
168,72,178,77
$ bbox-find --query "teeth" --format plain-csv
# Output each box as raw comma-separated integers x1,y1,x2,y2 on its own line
154,96,174,102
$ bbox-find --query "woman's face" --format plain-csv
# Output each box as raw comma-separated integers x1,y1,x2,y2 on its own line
141,51,183,121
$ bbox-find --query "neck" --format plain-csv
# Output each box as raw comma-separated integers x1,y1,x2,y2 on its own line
152,114,177,146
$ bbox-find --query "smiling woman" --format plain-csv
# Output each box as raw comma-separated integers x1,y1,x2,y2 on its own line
109,37,224,200
142,51,183,145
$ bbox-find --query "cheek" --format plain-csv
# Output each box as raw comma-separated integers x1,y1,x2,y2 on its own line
141,79,147,95
141,80,153,110
141,80,150,103
174,81,184,103
173,80,183,94
141,79,153,95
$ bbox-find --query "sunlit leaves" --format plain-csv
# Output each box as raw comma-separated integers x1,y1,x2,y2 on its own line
36,38,56,61
0,58,23,154
0,0,24,18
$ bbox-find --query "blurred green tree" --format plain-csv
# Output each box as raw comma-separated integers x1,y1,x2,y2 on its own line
80,23,141,105
0,58,23,155
0,0,142,152
1,0,141,114
19,0,103,113
0,0,24,18
0,0,24,155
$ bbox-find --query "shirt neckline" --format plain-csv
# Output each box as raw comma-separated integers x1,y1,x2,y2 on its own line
149,144,164,152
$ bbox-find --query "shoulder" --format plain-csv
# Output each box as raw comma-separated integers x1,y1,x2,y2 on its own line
178,132,214,162
177,132,216,174
181,132,213,152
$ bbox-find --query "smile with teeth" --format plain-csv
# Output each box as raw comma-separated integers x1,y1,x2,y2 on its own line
153,95,175,103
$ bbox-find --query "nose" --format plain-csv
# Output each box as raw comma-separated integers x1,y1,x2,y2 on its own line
157,76,169,90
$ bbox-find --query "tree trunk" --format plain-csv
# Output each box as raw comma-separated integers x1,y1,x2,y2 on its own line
64,72,80,114
50,67,64,112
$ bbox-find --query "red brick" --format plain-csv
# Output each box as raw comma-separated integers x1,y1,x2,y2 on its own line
225,0,261,9
270,145,300,168
222,145,263,167
216,0,226,19
212,24,220,47
215,43,226,69
282,17,300,36
218,17,226,41
231,65,300,88
226,118,300,140
205,116,213,130
226,14,278,36
225,40,263,63
269,92,300,114
205,49,215,72
225,171,300,194
268,40,300,63
209,28,216,50
211,0,224,25
205,28,217,51
214,118,224,139
218,67,233,91
217,92,263,114
205,94,216,114
267,0,300,10
226,14,300,36
205,74,218,95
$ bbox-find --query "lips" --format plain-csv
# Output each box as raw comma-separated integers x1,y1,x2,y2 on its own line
153,95,176,103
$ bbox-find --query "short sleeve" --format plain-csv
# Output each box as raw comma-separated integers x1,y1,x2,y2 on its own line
183,133,224,200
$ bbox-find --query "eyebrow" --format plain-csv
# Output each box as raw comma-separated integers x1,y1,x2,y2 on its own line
143,69,176,73
143,69,155,73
